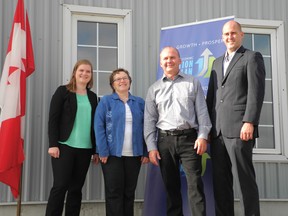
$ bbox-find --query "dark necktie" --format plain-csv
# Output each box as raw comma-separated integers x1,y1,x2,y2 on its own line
225,54,230,62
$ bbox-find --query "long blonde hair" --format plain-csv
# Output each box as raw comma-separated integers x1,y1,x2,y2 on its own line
66,59,93,92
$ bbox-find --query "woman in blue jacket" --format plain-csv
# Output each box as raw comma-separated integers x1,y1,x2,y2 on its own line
95,68,149,216
46,59,99,216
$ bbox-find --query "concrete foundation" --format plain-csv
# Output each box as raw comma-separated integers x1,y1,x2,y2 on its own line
0,200,287,216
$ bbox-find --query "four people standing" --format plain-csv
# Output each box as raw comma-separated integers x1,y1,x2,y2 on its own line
206,20,265,216
144,46,212,216
94,68,149,216
47,21,265,216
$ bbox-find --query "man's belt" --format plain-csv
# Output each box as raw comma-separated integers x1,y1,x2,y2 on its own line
159,128,196,136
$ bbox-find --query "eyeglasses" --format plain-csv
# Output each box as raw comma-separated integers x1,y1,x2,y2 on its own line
113,77,129,82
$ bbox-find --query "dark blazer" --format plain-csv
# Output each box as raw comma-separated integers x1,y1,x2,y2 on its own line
206,46,265,139
48,85,98,154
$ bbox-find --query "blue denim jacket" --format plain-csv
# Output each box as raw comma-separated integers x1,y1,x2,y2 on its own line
94,93,147,157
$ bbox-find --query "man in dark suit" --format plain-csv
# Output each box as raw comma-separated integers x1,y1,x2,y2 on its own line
206,20,266,216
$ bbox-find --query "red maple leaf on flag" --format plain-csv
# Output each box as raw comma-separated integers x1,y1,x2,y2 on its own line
0,0,35,198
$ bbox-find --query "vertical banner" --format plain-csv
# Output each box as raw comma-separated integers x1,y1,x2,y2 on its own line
0,0,35,198
143,16,234,216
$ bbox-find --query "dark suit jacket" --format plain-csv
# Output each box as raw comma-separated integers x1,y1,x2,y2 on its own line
48,85,98,154
206,46,265,139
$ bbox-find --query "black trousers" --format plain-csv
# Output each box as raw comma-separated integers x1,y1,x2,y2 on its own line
101,156,141,216
157,133,206,216
211,135,260,216
45,144,92,216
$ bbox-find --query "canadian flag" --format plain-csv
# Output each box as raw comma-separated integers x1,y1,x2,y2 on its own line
0,0,35,198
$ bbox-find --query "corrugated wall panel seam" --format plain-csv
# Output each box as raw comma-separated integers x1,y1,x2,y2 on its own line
279,162,288,198
141,0,150,98
31,0,52,202
277,163,282,198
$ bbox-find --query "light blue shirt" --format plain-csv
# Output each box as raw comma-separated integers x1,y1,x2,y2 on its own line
144,72,212,151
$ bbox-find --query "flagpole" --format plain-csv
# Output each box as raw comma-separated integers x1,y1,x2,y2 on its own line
16,164,23,216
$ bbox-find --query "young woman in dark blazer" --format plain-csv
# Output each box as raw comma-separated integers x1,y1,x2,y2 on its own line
46,59,99,216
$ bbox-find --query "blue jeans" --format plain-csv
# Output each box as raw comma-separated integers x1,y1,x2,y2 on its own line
157,132,206,216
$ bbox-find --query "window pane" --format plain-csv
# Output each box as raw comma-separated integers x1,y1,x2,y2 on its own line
99,23,117,46
77,47,97,69
243,33,252,50
98,72,112,95
256,127,275,149
259,103,274,125
99,48,117,71
242,32,275,150
76,19,120,99
78,21,97,45
254,34,271,55
264,80,273,102
263,57,272,79
91,72,97,93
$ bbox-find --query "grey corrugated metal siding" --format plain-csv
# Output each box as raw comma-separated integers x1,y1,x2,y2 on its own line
0,0,288,203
